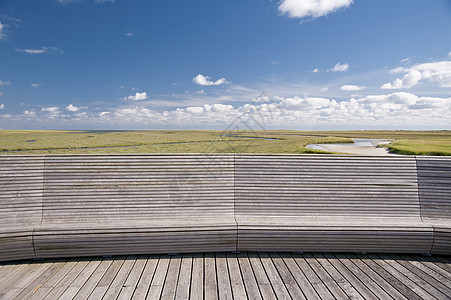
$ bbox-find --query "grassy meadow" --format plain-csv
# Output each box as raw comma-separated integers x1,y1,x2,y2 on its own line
0,130,450,156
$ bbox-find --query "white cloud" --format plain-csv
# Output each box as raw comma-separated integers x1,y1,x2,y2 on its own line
400,57,411,64
312,68,319,73
186,107,204,114
23,110,36,117
41,107,59,113
196,89,206,95
381,61,451,89
279,0,354,20
329,62,349,72
193,74,228,86
340,85,365,91
0,20,4,39
125,32,134,37
0,104,4,109
124,92,149,101
66,104,79,112
448,51,451,58
15,46,63,54
0,80,10,86
30,83,41,88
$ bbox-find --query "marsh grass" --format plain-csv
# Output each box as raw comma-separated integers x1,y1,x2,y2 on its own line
0,130,449,155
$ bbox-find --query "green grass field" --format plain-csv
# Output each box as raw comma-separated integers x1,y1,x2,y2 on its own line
0,130,450,155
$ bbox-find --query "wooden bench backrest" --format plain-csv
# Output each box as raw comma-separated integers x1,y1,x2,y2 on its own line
43,154,235,222
0,156,44,226
235,155,421,218
417,157,451,221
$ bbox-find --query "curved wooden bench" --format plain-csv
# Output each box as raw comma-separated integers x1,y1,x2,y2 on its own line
235,155,434,253
417,157,451,255
0,154,450,262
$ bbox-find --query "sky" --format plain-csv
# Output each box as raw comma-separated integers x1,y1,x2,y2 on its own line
0,0,450,130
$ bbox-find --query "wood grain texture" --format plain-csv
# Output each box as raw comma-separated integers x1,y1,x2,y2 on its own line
3,252,450,300
0,154,450,261
416,157,451,255
0,156,44,261
235,155,435,253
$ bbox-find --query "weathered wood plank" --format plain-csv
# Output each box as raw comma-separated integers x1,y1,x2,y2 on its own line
226,253,247,300
131,255,159,300
189,253,204,300
259,252,291,300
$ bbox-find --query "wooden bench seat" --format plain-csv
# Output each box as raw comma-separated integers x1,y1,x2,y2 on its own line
34,154,237,259
235,155,436,254
0,154,450,262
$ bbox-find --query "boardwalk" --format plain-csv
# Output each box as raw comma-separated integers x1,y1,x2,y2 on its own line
1,252,450,299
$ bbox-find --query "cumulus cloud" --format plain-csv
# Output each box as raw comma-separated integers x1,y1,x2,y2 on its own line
381,61,451,89
125,32,134,37
329,62,349,72
279,0,354,20
340,85,365,91
193,74,228,86
0,104,4,109
30,83,41,88
124,92,149,101
15,46,63,54
0,80,10,86
41,107,59,113
66,104,79,112
312,68,319,73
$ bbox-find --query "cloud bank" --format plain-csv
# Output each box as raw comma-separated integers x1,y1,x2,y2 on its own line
8,92,450,130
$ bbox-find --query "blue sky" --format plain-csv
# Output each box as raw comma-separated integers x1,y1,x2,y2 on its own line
0,0,450,130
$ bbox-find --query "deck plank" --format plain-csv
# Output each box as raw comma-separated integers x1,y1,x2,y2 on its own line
377,253,448,299
72,257,114,300
116,255,148,300
237,252,262,300
247,252,277,300
189,253,204,300
132,255,159,300
292,253,335,300
146,255,170,299
259,252,291,300
175,253,193,300
161,255,182,300
204,253,218,300
0,252,450,300
216,252,233,300
226,253,247,300
323,253,377,300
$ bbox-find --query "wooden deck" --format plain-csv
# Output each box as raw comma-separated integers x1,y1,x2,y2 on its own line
1,252,450,299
